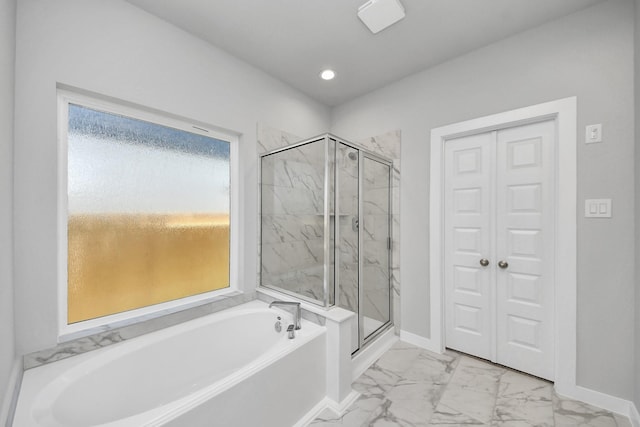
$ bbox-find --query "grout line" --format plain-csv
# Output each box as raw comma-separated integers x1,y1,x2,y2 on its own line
425,350,462,425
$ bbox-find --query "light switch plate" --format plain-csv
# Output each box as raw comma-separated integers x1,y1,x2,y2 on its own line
585,124,602,144
584,199,611,218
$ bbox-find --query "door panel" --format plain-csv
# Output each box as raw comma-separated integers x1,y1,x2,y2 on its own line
496,120,555,380
444,132,493,360
361,156,391,342
336,143,360,353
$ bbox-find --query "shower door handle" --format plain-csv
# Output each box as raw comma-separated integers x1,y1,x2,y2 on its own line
352,216,359,231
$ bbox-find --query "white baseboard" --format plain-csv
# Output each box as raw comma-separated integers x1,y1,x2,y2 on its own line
325,390,361,415
555,384,639,426
400,329,442,353
294,398,329,427
295,391,361,427
629,402,640,427
352,328,398,381
0,358,22,427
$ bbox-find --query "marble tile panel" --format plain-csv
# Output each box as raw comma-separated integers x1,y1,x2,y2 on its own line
339,233,359,262
429,403,488,426
380,377,447,423
24,291,255,369
338,267,358,313
492,370,554,426
553,392,630,427
364,397,430,427
364,240,390,264
354,362,403,398
363,288,390,324
261,158,323,189
261,239,324,274
436,356,504,424
261,185,324,215
403,350,458,384
261,214,324,245
358,130,401,160
373,341,424,376
24,331,125,369
256,123,302,154
363,215,390,243
262,276,324,303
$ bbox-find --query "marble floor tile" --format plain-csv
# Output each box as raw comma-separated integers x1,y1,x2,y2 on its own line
436,356,504,423
310,343,632,427
374,341,424,376
429,403,487,426
402,350,458,385
354,363,403,397
492,370,554,426
364,398,430,427
370,381,440,426
552,392,630,427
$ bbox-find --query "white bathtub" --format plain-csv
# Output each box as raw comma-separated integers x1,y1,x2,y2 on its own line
13,300,327,427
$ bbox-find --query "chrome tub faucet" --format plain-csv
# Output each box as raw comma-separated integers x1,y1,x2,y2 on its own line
269,301,301,332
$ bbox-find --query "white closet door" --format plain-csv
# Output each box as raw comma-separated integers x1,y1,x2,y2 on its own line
444,132,494,361
495,120,555,380
443,119,555,380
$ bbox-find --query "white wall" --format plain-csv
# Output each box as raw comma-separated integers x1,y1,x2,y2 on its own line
0,0,16,419
332,0,635,400
13,0,330,354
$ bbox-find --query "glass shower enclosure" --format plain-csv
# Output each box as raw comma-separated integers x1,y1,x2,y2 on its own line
260,134,392,353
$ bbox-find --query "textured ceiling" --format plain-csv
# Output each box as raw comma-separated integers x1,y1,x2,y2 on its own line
126,0,605,106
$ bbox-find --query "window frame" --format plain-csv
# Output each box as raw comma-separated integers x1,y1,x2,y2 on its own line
57,89,240,340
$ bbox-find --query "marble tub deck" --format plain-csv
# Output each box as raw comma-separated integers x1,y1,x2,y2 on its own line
311,342,631,427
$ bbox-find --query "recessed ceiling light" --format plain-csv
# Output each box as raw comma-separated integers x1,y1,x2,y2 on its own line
320,69,336,80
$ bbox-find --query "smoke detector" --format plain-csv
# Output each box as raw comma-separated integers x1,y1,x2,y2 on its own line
357,0,406,34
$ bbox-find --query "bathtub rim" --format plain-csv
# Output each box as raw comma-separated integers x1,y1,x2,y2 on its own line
15,300,326,427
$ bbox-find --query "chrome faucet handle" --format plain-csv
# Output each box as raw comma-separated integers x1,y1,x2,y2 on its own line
286,324,295,339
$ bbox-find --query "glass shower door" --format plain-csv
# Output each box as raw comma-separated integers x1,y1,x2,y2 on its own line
336,143,360,352
361,156,392,343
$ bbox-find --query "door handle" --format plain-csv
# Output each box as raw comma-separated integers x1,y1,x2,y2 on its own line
498,260,509,269
479,258,489,267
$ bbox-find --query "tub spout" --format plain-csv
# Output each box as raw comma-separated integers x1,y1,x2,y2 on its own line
269,301,301,330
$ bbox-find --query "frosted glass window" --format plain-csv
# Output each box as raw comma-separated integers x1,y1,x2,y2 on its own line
67,103,230,324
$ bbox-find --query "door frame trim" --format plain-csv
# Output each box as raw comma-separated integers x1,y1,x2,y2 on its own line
429,97,577,390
